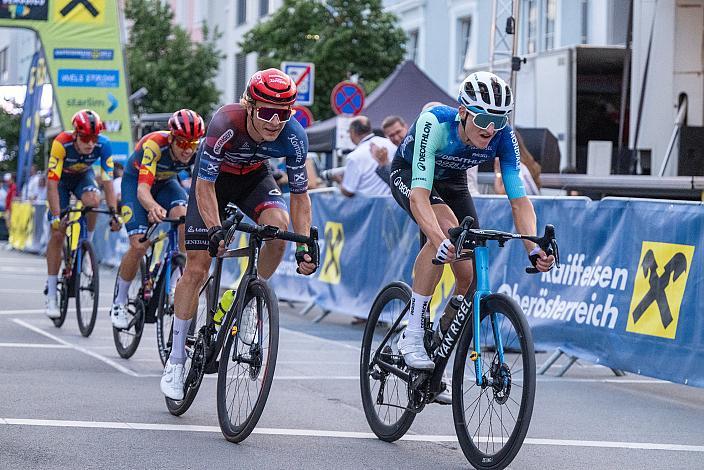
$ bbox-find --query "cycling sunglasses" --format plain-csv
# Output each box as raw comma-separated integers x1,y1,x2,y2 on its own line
255,106,292,123
76,133,98,144
174,136,199,150
466,108,509,131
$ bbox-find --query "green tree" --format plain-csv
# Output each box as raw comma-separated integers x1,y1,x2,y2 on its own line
240,0,407,121
0,109,46,173
124,0,223,118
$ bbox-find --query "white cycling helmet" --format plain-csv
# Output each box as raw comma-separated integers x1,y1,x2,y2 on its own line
458,71,513,115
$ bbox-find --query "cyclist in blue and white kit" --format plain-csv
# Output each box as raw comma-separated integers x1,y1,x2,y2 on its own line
161,69,318,400
389,72,555,393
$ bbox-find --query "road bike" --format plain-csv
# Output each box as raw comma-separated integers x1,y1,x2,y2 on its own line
165,203,319,444
51,203,114,337
112,216,185,361
360,216,559,469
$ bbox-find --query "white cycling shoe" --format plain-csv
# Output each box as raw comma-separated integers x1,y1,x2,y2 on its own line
45,295,61,319
434,375,452,405
160,359,186,400
110,303,130,329
397,329,435,371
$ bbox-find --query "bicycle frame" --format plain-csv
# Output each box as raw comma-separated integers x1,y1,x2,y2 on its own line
63,210,89,297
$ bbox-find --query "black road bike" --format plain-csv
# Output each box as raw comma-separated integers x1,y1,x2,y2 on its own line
112,217,185,360
360,216,559,469
165,203,319,444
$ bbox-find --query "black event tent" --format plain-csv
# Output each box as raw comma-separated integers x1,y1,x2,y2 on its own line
306,61,456,152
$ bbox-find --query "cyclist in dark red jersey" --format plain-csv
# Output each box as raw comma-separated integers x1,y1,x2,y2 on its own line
161,68,317,400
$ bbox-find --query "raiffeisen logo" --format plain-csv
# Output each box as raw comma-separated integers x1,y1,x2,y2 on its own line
626,242,695,339
497,253,630,330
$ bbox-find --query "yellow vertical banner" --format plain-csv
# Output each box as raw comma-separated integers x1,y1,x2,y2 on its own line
0,0,134,162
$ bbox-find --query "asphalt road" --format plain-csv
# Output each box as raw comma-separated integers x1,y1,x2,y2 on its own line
1,244,703,469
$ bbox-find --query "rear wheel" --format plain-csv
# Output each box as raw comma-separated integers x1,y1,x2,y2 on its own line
75,240,99,337
112,260,146,359
165,277,212,416
360,281,416,442
53,245,70,328
156,256,185,366
452,293,536,470
217,279,279,443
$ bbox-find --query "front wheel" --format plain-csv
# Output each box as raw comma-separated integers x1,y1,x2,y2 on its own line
360,281,416,442
75,240,99,337
112,260,146,359
452,293,536,470
217,279,279,443
53,245,70,328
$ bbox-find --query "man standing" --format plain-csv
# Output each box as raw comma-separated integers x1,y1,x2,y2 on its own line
339,116,394,197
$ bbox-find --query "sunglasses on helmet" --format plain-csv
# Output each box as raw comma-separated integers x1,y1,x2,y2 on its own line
174,136,200,150
255,106,292,123
466,108,509,131
76,133,98,144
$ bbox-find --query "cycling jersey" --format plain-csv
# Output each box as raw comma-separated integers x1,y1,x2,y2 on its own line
48,131,113,182
398,105,525,199
197,104,309,193
124,131,195,186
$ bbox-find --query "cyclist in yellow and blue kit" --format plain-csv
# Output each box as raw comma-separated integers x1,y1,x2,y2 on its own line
110,109,204,329
45,109,121,319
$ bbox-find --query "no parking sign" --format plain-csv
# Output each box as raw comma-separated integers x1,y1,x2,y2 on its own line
330,81,365,116
292,105,314,128
281,61,315,106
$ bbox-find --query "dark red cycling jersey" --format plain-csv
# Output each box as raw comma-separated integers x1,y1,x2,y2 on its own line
197,104,309,193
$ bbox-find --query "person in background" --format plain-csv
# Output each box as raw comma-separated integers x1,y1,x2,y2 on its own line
29,172,47,203
23,164,40,200
370,115,409,184
4,173,16,230
339,116,393,197
112,162,124,204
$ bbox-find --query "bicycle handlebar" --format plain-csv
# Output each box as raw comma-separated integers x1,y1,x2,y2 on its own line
221,203,320,271
138,216,186,243
432,215,560,274
60,206,114,218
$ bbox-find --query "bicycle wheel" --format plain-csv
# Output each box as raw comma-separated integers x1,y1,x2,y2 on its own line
156,255,185,366
360,281,416,442
165,277,212,416
217,278,279,443
112,260,146,359
75,240,99,337
53,245,70,328
452,293,536,470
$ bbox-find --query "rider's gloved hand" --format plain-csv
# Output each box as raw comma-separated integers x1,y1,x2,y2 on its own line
435,238,454,263
109,207,123,232
207,225,224,257
50,215,62,231
529,246,555,272
295,245,317,275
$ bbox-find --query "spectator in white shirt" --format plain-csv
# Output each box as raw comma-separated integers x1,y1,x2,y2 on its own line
339,116,393,198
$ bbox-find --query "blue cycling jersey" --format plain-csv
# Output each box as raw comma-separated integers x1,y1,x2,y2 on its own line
397,105,525,199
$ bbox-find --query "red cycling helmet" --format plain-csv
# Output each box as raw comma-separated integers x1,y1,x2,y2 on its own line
72,109,104,135
244,68,297,106
168,109,205,140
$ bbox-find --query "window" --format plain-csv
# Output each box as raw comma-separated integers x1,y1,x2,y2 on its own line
543,0,557,50
259,0,269,17
405,29,419,62
0,48,7,82
525,0,537,54
457,17,472,76
237,0,247,25
235,53,247,100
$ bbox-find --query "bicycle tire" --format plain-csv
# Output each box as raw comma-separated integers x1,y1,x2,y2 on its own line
156,256,185,366
360,281,416,442
452,293,536,470
217,278,279,443
112,260,147,359
165,278,212,416
75,240,99,337
53,246,70,328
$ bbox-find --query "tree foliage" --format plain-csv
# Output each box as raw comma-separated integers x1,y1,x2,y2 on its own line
124,0,223,118
240,0,407,121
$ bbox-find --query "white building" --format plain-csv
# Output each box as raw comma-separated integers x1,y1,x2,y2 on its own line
0,28,37,86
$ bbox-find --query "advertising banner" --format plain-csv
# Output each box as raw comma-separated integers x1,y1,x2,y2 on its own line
0,0,134,161
17,49,47,192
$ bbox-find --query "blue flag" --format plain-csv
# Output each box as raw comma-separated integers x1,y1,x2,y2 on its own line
17,49,47,193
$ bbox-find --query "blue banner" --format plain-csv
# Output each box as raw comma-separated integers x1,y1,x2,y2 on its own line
17,49,47,192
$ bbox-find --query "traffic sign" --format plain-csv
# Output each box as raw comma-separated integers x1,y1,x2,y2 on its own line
281,61,315,106
330,81,365,116
292,105,314,128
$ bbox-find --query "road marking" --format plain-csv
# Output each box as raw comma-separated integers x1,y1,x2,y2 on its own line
12,319,141,377
0,342,71,349
0,417,702,452
0,307,111,315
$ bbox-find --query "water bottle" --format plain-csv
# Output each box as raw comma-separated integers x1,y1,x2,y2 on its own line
214,289,236,330
435,295,464,345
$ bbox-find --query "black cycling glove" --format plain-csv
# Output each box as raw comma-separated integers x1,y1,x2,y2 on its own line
207,225,224,257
